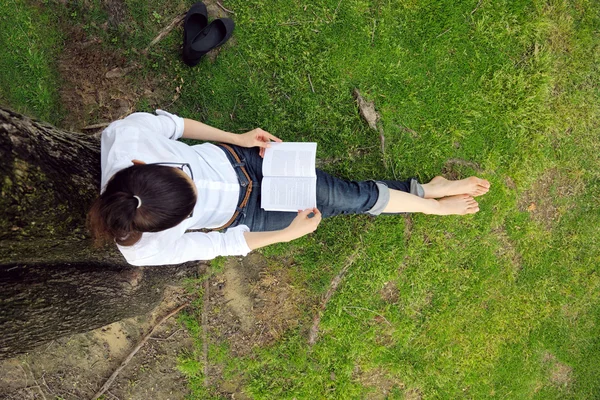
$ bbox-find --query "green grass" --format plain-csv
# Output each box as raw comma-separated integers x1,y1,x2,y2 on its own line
0,0,63,123
4,0,600,398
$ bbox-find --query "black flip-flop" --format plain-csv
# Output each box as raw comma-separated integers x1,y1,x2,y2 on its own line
182,2,208,66
187,18,235,64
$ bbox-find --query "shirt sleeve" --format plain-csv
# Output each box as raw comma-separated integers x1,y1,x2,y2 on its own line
121,225,252,266
103,110,184,141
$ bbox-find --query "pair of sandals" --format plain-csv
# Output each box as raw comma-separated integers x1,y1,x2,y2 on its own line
182,2,234,66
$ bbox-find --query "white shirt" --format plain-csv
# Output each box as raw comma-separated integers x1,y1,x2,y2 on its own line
101,110,252,266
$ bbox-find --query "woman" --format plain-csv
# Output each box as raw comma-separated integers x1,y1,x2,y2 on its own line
88,110,490,266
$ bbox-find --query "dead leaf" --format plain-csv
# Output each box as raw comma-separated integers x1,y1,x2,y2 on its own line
353,89,379,131
527,203,537,212
105,66,134,79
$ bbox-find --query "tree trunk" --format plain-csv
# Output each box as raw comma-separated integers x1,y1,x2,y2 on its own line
0,107,201,359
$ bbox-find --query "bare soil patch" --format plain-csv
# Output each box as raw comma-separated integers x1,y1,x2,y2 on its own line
0,251,309,400
543,351,573,388
55,4,177,131
550,361,573,387
518,168,585,229
353,365,405,400
380,281,400,303
404,387,424,400
0,286,194,400
57,25,135,130
204,253,312,396
208,253,307,356
442,158,482,180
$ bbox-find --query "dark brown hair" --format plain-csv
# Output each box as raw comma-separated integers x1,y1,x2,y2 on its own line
88,164,196,247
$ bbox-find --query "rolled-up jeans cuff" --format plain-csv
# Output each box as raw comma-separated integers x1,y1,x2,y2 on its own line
367,182,390,215
367,178,425,215
410,178,425,198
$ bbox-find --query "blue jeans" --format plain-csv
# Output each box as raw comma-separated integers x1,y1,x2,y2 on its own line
217,145,420,232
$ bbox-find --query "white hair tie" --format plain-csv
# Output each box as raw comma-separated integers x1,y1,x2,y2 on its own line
133,195,142,209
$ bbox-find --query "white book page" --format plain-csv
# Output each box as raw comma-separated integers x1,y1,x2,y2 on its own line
261,177,317,211
262,142,317,177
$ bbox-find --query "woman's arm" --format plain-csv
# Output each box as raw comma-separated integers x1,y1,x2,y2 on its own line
182,118,281,155
243,209,322,250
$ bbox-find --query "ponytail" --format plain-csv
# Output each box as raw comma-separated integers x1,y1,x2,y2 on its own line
87,164,196,247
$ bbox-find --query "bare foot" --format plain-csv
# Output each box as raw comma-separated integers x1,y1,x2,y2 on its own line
422,176,490,199
428,194,479,215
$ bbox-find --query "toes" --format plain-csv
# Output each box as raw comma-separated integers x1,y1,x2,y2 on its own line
472,184,490,196
472,177,490,187
465,206,480,214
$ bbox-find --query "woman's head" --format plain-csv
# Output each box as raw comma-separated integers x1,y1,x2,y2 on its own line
88,163,197,247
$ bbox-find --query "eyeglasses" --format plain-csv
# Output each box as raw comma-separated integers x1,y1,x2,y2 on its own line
146,162,195,219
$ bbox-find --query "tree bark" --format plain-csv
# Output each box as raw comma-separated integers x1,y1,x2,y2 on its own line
0,107,200,359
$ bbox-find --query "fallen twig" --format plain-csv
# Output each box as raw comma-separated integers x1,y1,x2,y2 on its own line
217,1,235,14
22,361,47,400
377,126,386,168
333,0,343,20
343,306,392,325
43,340,55,352
436,27,452,38
41,373,56,397
81,122,110,131
444,158,482,171
308,74,315,93
471,0,483,15
371,19,376,45
146,12,186,51
230,97,238,120
22,385,46,400
278,20,317,26
149,328,183,341
106,390,121,400
92,303,189,400
308,249,360,345
398,125,419,137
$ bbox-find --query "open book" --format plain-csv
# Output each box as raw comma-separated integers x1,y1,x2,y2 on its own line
260,142,317,211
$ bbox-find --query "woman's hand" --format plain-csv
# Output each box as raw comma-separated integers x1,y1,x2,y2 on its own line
282,208,322,242
237,128,282,157
243,208,322,250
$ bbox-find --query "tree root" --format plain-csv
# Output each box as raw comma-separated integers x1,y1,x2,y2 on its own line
308,249,360,345
92,302,189,399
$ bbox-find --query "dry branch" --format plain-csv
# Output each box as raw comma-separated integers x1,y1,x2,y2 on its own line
217,1,235,14
92,302,189,399
146,12,186,51
308,249,360,345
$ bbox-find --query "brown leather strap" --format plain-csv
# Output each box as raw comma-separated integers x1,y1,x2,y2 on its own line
212,144,253,231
